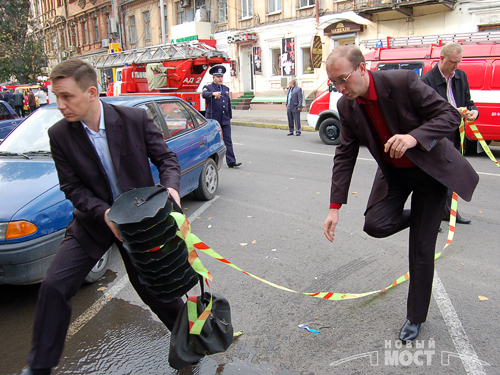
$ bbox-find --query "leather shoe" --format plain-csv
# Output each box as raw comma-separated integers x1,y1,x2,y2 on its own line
438,227,443,233
399,320,421,343
17,367,51,375
228,162,242,168
456,213,471,224
296,132,301,136
287,132,294,136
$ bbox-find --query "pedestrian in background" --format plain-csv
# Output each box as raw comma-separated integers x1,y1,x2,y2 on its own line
28,89,37,113
202,65,241,168
323,46,478,344
286,78,303,136
13,88,25,117
421,42,478,225
4,88,14,107
35,87,48,107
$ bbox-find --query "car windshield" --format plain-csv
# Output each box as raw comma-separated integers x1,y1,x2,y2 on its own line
0,108,63,153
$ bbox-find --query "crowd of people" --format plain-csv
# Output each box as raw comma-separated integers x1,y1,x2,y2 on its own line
0,86,48,117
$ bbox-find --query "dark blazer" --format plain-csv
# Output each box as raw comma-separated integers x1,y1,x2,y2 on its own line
421,64,478,115
331,70,479,210
48,102,181,259
286,85,303,112
202,82,232,126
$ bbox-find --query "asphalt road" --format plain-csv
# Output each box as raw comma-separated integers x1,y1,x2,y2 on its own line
1,125,499,375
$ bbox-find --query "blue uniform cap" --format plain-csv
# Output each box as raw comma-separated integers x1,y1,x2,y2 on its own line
209,65,226,76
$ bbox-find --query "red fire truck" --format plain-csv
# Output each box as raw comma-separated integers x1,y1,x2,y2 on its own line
89,40,230,113
308,31,500,152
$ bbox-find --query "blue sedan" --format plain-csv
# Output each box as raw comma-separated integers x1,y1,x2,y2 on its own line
0,100,24,141
0,96,226,285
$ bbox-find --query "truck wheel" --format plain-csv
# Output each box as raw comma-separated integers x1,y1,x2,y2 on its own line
193,158,218,200
84,250,110,284
319,118,341,145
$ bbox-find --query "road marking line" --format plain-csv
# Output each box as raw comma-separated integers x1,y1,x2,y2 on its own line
433,270,487,374
66,196,220,340
477,171,500,177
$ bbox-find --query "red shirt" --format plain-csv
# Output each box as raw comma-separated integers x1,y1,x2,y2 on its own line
330,71,415,210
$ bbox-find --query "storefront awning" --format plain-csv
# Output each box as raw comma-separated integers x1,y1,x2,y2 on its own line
317,11,371,31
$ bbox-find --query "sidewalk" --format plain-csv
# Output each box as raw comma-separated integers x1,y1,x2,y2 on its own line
231,109,315,132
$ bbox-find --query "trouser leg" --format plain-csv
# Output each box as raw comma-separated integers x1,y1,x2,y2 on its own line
117,244,183,330
28,234,97,369
293,111,301,133
407,171,447,324
286,108,294,132
221,124,236,165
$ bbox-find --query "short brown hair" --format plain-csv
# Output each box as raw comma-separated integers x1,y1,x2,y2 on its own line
49,59,98,92
327,46,365,70
441,42,463,58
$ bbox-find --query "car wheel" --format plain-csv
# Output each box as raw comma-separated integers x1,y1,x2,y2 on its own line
84,250,110,284
193,158,218,200
319,117,341,145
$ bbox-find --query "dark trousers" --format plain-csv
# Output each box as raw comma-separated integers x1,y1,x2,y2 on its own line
444,130,462,218
15,105,25,117
27,232,184,369
221,123,236,165
363,167,447,324
287,107,301,133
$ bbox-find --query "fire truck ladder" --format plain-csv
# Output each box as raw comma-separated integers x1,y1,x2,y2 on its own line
84,41,228,69
361,30,500,49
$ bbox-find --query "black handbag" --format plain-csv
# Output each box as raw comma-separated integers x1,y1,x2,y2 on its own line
168,279,233,370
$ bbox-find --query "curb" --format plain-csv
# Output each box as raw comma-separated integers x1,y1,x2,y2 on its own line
231,121,316,132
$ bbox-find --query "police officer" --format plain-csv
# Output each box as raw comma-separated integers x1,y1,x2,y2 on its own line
202,65,241,168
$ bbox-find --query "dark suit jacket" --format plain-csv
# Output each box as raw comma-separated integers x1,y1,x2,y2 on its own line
331,70,479,210
49,101,181,259
202,82,232,126
286,86,303,112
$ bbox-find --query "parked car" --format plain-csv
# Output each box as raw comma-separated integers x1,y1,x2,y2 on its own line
0,100,24,141
0,96,226,285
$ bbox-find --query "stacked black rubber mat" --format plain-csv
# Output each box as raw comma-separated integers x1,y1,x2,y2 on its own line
108,186,198,302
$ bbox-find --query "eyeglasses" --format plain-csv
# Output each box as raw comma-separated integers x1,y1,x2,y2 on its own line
331,64,360,87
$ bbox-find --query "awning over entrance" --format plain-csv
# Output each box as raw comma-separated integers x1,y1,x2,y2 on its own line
317,11,371,32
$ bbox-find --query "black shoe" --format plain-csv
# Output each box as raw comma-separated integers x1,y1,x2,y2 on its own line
287,132,294,136
228,162,242,168
296,132,301,136
18,367,51,375
399,320,421,343
438,227,443,233
456,213,471,224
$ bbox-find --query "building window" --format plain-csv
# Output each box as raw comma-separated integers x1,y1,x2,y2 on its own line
218,0,227,22
93,18,99,41
70,26,77,46
241,0,253,18
164,5,168,34
299,0,314,7
176,2,194,24
106,14,110,37
129,16,136,43
271,48,281,76
144,11,151,40
83,22,88,44
268,0,281,13
302,47,313,74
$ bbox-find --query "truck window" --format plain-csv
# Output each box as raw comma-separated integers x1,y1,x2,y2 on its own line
376,62,424,76
156,100,195,138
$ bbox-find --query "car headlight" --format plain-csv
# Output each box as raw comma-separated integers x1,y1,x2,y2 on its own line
0,221,38,240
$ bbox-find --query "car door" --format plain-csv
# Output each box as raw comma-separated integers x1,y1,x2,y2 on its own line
153,99,207,197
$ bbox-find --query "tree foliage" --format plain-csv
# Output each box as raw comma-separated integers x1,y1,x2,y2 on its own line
0,0,47,84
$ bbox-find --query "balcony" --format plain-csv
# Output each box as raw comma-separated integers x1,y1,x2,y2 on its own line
350,0,457,19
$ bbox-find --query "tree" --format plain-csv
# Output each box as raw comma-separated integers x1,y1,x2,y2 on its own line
0,0,47,84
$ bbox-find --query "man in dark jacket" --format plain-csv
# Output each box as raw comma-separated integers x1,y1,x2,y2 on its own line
286,78,303,136
421,42,478,224
18,59,184,375
202,65,241,168
13,88,25,117
323,46,478,344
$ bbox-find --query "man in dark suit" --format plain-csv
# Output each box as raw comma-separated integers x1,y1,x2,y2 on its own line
323,46,478,343
421,42,478,224
18,59,184,375
286,78,303,136
202,65,241,168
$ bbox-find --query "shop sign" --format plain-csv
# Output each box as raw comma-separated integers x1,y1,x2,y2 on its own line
324,21,362,35
253,47,262,75
228,33,258,44
311,35,322,69
282,38,295,76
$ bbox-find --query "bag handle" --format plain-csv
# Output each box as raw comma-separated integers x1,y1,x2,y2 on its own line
187,276,212,335
134,185,167,207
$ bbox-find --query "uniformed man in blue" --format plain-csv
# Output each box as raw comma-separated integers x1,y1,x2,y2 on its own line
202,65,241,168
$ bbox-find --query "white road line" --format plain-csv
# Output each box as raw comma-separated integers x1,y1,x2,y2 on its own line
477,171,500,177
433,270,487,374
66,196,220,340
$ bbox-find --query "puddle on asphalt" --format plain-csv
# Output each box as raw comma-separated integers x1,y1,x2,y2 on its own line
55,298,301,375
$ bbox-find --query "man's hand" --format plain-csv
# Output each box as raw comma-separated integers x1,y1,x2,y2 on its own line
465,109,478,121
105,208,122,242
298,108,302,111
324,209,339,242
167,188,181,208
384,134,418,159
213,92,222,99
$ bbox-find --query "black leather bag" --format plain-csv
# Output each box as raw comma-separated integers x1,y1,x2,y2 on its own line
168,283,233,370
